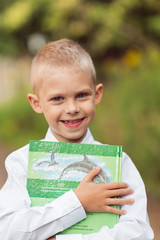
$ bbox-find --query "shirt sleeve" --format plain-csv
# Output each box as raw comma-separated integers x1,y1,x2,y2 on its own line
56,153,154,240
0,148,86,240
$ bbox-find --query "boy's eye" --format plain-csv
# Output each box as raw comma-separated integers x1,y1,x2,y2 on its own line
77,93,87,99
52,97,63,102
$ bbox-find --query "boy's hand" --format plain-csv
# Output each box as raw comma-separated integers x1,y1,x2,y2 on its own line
74,167,134,215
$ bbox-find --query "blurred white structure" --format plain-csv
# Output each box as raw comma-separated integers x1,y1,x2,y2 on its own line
27,33,47,54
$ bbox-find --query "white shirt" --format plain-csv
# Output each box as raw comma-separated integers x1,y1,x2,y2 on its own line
0,129,154,240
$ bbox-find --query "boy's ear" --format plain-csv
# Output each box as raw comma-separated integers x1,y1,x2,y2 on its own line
95,83,103,106
27,93,42,114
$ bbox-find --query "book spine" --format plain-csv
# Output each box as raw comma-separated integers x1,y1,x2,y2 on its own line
118,146,122,182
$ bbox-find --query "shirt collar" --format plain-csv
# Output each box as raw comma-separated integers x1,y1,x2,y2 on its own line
44,128,95,144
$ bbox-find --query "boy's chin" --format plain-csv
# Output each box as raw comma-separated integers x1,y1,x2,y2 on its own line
67,130,88,143
56,132,87,143
50,127,88,143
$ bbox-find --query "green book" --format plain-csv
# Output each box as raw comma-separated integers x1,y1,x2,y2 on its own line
27,140,122,234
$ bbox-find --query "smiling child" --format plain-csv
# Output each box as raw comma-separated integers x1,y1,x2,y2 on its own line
0,39,154,240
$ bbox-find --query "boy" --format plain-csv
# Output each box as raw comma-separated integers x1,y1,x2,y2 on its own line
0,39,153,240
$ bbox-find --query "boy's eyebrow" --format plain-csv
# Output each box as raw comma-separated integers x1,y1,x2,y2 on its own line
75,88,94,94
48,88,94,97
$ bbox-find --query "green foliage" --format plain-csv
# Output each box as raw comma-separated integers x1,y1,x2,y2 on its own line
0,94,48,148
90,48,160,198
147,15,160,35
1,0,160,58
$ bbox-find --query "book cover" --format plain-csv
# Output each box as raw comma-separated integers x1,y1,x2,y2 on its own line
27,140,122,234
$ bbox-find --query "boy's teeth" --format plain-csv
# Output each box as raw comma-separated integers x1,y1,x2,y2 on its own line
64,119,80,123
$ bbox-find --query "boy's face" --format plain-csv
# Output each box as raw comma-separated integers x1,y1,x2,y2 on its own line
28,70,103,143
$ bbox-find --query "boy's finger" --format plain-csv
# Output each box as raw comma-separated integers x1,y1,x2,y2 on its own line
104,182,128,190
82,167,101,182
106,197,134,206
104,206,126,215
107,188,134,198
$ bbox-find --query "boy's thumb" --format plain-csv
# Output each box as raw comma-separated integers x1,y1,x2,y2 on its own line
83,167,101,182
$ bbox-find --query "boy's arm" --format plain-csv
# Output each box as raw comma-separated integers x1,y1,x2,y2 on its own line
1,148,153,240
56,153,154,240
46,168,134,240
0,148,132,240
0,150,86,240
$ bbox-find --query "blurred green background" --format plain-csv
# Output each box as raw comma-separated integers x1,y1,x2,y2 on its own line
0,0,160,198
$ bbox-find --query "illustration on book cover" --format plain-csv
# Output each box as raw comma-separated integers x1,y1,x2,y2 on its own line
33,144,111,183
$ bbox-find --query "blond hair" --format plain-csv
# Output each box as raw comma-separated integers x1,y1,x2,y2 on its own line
31,38,96,94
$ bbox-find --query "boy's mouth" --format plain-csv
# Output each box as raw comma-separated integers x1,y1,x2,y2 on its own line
60,118,85,128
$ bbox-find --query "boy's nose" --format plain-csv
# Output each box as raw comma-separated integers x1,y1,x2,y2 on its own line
65,100,79,115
